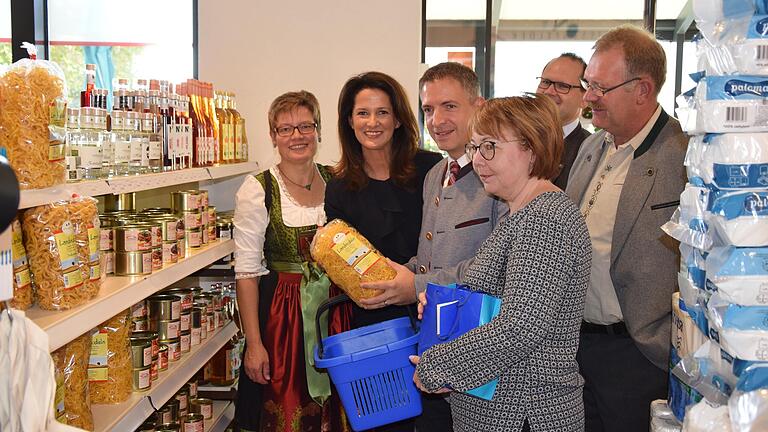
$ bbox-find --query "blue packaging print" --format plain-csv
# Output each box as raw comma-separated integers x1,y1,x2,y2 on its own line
706,75,768,100
708,190,768,220
708,247,768,278
712,163,768,188
747,14,768,38
718,303,768,330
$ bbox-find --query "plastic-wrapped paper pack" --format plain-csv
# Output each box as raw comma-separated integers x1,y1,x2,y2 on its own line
682,399,733,431
652,416,683,432
693,0,755,46
672,341,735,405
695,15,768,76
707,190,768,247
675,293,710,360
685,133,768,190
705,247,768,305
728,364,768,431
694,75,768,133
708,304,768,362
663,185,713,250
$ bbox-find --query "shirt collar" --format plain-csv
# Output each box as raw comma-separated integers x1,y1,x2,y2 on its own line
605,105,662,151
562,118,580,138
449,153,471,169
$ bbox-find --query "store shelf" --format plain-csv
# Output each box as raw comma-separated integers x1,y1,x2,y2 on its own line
199,379,238,401
92,321,238,432
27,239,234,352
206,400,235,432
18,161,259,209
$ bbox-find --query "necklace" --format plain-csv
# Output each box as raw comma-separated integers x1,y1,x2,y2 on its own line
278,165,315,191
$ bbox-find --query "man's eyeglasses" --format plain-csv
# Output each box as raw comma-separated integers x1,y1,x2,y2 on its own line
465,139,526,161
274,123,317,137
580,77,641,97
536,77,584,95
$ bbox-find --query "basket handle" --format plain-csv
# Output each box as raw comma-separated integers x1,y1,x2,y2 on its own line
314,293,420,360
315,294,352,360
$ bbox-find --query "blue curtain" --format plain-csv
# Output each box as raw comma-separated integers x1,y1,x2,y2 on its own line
83,46,115,110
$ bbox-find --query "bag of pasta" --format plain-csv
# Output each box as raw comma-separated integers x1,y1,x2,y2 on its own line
10,217,34,309
0,42,67,189
70,196,102,299
53,333,94,430
22,201,89,310
310,219,395,307
88,309,132,404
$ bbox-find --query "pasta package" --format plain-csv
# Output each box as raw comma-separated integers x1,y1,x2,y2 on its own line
70,196,102,299
88,309,132,404
22,201,90,310
310,219,394,306
0,55,67,189
10,217,34,309
53,333,94,430
22,201,89,310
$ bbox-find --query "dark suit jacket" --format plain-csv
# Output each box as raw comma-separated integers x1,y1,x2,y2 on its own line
566,110,687,371
554,123,591,190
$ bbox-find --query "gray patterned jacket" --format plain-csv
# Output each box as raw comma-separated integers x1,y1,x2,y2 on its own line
417,192,592,432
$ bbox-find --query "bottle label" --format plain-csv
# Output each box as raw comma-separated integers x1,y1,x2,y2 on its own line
78,145,102,169
114,140,131,163
130,137,143,161
141,137,151,167
149,140,162,159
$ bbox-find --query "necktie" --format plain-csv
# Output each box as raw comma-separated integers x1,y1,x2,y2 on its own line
447,161,460,186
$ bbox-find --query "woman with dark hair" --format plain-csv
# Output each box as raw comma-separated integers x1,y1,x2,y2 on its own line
326,71,441,325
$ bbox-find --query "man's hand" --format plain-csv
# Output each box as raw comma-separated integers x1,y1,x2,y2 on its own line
359,258,417,309
409,355,451,394
244,343,271,384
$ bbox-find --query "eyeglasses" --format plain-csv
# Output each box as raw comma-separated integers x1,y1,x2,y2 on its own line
274,122,317,137
580,77,641,97
536,77,584,94
465,139,526,161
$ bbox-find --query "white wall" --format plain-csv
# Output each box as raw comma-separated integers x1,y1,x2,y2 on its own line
198,0,423,211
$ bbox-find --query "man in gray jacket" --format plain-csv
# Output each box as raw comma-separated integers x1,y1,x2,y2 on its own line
566,25,687,432
360,62,507,431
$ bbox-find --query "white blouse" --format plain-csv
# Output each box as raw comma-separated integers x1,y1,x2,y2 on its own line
233,166,326,277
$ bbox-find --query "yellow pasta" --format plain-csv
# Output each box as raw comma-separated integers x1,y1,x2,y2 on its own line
22,201,89,310
53,333,94,430
10,217,34,310
69,197,102,299
310,219,394,307
88,309,132,404
0,61,67,189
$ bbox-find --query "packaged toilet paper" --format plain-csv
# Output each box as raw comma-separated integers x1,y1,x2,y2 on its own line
662,185,713,250
696,14,768,75
728,364,768,431
695,75,768,133
705,247,768,305
685,133,768,189
707,190,768,246
694,0,755,46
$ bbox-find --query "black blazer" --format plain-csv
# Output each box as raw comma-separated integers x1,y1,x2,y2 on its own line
554,123,591,190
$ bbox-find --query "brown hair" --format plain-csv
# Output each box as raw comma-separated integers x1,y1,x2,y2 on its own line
469,96,563,180
418,62,481,99
335,71,420,191
267,90,322,137
593,24,666,95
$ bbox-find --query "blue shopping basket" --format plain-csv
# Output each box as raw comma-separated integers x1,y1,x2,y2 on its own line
314,294,422,431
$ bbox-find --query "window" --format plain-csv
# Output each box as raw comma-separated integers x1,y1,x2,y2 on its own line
424,0,695,128
47,0,194,108
0,0,10,65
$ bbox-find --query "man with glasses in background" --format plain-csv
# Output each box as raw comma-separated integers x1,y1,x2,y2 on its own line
565,25,687,432
536,53,591,190
359,62,508,431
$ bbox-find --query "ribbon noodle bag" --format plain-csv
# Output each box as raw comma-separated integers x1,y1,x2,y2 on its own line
418,282,501,400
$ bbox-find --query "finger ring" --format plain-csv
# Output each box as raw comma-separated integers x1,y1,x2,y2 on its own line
383,299,388,306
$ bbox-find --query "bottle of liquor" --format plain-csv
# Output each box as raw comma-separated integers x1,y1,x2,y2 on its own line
111,111,131,176
141,112,162,173
227,92,243,163
206,83,220,165
79,107,104,180
65,108,82,182
80,64,97,108
214,92,231,164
